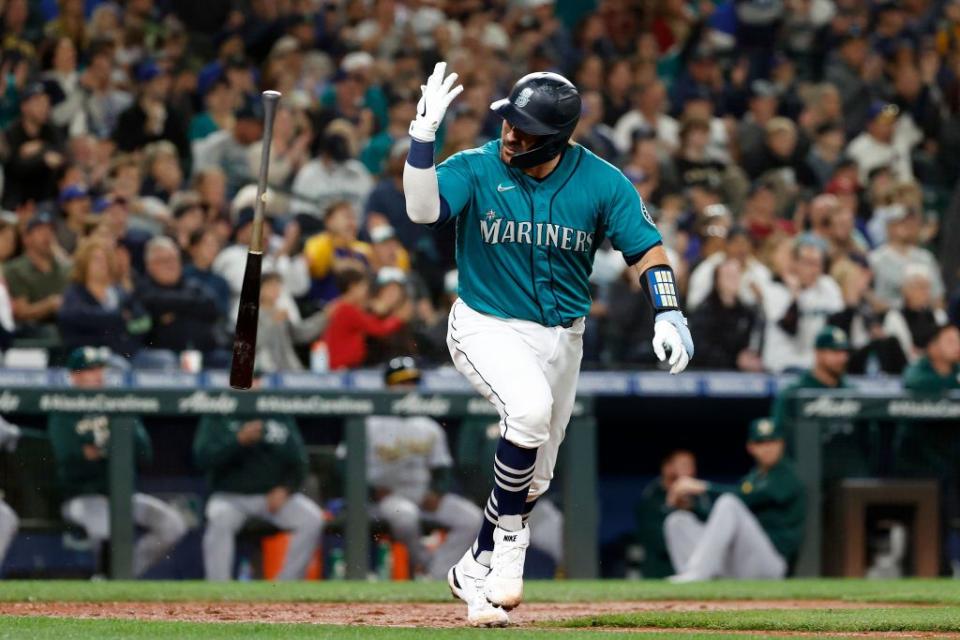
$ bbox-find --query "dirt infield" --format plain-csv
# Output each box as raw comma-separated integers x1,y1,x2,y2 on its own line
0,599,925,629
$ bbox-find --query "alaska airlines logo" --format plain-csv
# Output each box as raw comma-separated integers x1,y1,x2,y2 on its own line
480,215,594,252
515,87,534,108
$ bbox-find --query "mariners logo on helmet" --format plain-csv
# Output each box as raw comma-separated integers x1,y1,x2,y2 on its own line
515,87,534,108
490,71,582,169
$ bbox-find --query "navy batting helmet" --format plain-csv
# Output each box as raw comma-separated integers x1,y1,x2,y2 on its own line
490,72,581,169
384,356,421,386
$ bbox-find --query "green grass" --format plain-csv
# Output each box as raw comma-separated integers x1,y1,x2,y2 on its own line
0,617,890,640
1,579,960,604
556,607,960,633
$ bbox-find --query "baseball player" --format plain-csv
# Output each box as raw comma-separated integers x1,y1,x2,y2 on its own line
49,347,187,577
359,356,482,579
663,418,805,582
0,416,21,573
403,63,694,625
193,399,323,581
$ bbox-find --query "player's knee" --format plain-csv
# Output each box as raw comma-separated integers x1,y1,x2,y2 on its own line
714,493,744,513
159,511,188,546
380,496,420,534
205,500,244,534
663,510,696,536
295,499,324,535
507,398,552,441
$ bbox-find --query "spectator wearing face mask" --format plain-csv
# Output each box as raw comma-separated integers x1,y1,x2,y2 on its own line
291,119,374,234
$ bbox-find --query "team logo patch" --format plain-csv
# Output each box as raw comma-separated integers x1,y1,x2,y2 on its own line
515,87,534,108
641,200,654,226
757,419,773,436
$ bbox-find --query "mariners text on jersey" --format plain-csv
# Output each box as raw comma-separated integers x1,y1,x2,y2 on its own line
437,139,661,327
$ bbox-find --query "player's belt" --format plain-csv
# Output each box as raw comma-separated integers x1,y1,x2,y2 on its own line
558,318,579,329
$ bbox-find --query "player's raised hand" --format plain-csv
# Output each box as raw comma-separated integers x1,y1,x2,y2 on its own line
409,62,464,142
652,310,694,375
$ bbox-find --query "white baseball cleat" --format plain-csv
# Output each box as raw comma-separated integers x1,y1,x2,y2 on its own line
484,525,529,610
448,552,509,627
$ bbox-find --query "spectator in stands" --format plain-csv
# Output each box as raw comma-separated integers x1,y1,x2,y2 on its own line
303,201,371,307
688,227,771,311
291,119,373,230
673,117,725,193
183,227,230,317
213,206,308,322
50,347,187,577
168,193,205,257
760,236,843,372
365,140,429,258
635,449,709,579
808,194,869,262
113,61,189,166
194,397,323,581
613,79,678,156
824,30,877,137
245,104,312,202
904,322,960,392
735,80,780,161
885,264,951,364
321,266,408,370
2,82,64,209
0,211,18,350
664,417,805,582
188,75,236,142
828,258,906,375
192,100,262,198
688,258,762,371
255,271,331,373
805,122,847,190
92,193,153,274
846,102,921,183
54,184,91,254
5,212,69,340
869,205,945,309
58,237,151,359
141,140,185,205
72,41,132,139
138,236,228,367
572,91,617,161
354,357,483,579
741,117,818,191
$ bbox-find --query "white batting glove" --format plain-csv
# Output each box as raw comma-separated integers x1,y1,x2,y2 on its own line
409,62,464,142
652,310,694,375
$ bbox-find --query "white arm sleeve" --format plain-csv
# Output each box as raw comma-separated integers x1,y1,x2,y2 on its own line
403,161,441,224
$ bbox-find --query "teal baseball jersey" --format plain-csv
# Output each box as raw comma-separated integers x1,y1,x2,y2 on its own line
437,140,662,326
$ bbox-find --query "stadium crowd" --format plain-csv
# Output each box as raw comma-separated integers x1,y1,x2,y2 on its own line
0,0,958,375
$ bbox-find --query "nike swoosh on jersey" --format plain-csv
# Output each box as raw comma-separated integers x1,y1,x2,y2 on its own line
497,183,516,192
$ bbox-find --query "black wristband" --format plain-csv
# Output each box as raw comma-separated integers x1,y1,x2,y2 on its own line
640,265,680,312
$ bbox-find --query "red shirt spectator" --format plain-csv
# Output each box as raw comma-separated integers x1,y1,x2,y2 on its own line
322,268,406,370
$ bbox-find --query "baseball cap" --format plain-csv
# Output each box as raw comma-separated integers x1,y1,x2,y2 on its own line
370,225,396,244
867,101,899,122
25,212,53,232
815,325,851,351
66,346,111,371
749,79,779,99
0,210,17,228
376,266,407,286
59,184,89,204
234,100,263,122
233,207,256,233
93,194,126,213
748,417,782,443
135,60,166,83
20,82,46,100
384,356,421,386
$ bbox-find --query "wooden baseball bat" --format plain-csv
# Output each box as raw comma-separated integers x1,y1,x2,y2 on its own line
229,89,281,390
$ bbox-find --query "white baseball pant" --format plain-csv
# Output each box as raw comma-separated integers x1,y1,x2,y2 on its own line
61,493,187,577
373,492,482,579
663,494,787,579
203,492,323,581
447,298,584,501
0,499,18,569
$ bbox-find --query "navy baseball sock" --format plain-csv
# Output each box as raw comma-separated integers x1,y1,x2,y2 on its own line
470,439,537,566
493,437,537,530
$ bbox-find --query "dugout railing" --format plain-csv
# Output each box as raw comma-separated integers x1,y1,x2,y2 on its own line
3,384,597,580
785,389,960,577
